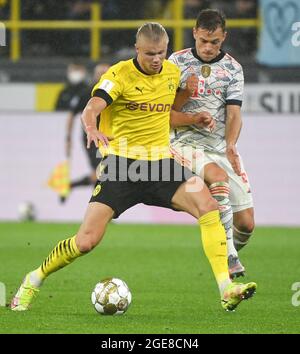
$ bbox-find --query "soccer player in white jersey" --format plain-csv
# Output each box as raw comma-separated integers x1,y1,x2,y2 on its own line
169,9,255,278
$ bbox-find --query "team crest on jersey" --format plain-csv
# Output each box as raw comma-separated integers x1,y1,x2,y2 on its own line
201,65,211,78
92,184,102,197
168,78,176,92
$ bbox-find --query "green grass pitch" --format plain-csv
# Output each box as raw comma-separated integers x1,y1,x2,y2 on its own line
0,222,300,334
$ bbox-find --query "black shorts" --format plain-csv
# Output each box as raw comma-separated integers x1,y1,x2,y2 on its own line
89,155,195,218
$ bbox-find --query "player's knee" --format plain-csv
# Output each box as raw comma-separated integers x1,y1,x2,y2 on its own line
76,231,101,253
77,240,95,253
214,170,229,183
195,196,219,218
207,168,229,184
233,222,254,251
235,219,255,235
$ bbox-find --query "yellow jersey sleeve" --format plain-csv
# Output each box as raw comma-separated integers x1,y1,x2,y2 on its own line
92,62,125,102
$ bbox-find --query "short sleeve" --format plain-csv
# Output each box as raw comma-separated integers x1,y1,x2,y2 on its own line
92,64,124,102
168,54,183,89
226,65,244,106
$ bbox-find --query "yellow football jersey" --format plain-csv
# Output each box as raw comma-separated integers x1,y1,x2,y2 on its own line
92,58,180,160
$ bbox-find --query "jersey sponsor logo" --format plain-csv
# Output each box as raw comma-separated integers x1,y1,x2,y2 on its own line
125,101,172,112
98,79,115,93
191,80,222,97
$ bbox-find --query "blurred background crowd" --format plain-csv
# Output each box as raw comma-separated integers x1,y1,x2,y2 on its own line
0,0,257,57
0,0,264,83
0,0,299,84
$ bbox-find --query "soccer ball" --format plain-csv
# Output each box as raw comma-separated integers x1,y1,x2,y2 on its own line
91,278,132,315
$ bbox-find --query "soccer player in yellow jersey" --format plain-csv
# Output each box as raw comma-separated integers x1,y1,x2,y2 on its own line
11,23,256,312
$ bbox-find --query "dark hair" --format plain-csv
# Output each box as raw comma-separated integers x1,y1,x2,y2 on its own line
195,9,226,32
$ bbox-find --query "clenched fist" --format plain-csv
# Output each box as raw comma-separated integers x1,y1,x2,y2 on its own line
192,111,216,131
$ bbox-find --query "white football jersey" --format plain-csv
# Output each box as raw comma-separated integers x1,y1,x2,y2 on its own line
169,48,244,153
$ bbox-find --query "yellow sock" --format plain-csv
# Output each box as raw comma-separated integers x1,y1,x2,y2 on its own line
36,235,82,280
199,210,231,294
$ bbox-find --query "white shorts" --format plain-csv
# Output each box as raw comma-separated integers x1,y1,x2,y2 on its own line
170,142,253,213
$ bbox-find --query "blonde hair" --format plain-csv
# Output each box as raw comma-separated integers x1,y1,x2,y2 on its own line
136,22,169,43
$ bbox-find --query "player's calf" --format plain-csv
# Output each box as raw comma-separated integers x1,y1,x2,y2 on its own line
233,225,253,251
209,181,245,277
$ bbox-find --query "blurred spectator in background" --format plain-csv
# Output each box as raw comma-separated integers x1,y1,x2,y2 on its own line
20,0,174,58
21,0,68,56
60,62,110,203
100,0,145,58
0,0,9,19
64,0,93,56
184,0,211,47
143,0,171,17
21,0,93,56
185,0,211,18
56,62,89,111
14,0,258,60
213,0,257,59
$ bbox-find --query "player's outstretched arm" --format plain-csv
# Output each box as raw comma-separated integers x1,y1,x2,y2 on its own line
81,97,113,148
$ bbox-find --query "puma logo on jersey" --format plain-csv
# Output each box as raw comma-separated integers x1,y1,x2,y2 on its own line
135,86,144,94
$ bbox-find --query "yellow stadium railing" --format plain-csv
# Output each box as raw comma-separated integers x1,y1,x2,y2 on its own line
3,0,260,62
